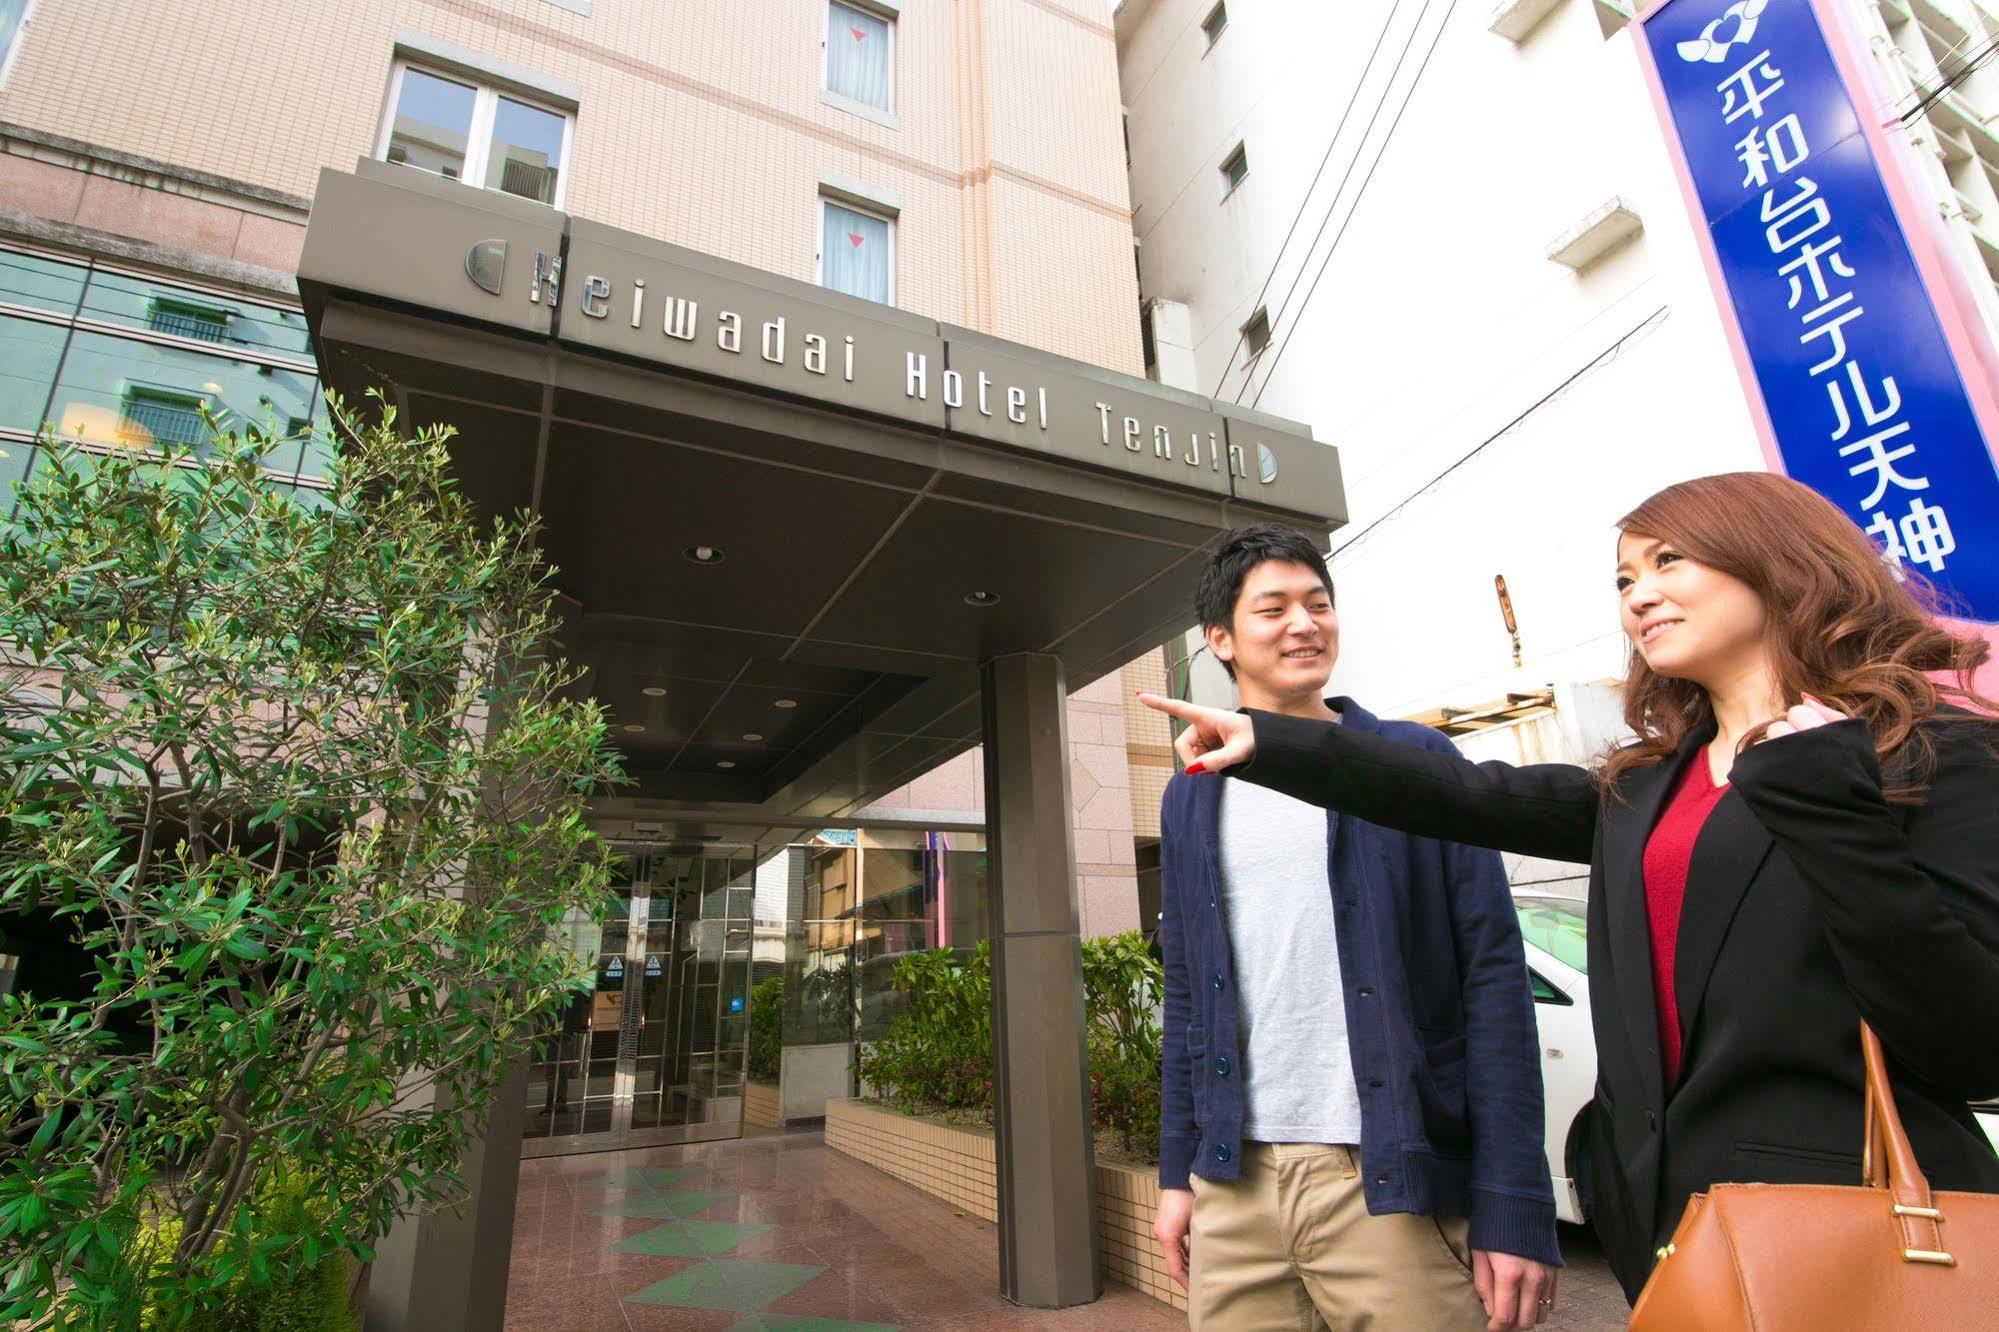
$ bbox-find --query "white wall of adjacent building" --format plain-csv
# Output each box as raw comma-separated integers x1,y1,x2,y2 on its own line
1118,0,1999,737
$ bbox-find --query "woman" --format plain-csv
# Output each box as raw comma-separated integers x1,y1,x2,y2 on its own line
1139,473,1999,1301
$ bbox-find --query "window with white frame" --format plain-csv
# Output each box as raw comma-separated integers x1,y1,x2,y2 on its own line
825,1,893,112
379,63,572,207
819,198,894,305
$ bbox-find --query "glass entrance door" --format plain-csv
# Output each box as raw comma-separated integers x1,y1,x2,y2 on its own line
522,847,755,1156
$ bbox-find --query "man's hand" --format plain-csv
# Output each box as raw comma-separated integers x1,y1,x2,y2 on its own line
1153,1187,1195,1289
1473,1250,1557,1330
1135,692,1256,774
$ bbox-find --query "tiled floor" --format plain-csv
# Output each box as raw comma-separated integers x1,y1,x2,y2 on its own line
506,1129,1183,1330
505,1129,1627,1330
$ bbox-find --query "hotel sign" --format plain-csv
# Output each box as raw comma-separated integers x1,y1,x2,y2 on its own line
303,163,1338,517
1637,0,1999,622
551,222,1302,502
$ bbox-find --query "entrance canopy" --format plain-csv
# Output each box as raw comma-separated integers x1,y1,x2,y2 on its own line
296,163,1344,838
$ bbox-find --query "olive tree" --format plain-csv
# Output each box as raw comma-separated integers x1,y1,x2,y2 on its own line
0,399,620,1326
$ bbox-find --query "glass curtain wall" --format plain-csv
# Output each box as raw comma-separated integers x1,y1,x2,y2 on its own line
0,243,326,510
752,831,989,1123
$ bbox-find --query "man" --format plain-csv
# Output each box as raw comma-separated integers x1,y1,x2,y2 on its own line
1153,524,1560,1330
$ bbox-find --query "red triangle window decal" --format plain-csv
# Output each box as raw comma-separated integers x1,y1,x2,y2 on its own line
847,233,865,248
850,27,867,40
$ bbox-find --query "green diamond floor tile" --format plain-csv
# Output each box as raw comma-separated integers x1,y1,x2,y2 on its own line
622,1260,825,1311
725,1318,899,1332
591,1189,734,1219
613,1219,774,1256
578,1166,704,1190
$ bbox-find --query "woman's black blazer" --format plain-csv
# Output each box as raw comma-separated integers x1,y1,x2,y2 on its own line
1233,708,1999,1299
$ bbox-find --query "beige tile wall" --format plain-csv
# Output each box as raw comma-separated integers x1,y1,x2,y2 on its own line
0,0,1140,369
825,1096,999,1222
744,1078,783,1131
1120,647,1176,841
824,1097,1185,1312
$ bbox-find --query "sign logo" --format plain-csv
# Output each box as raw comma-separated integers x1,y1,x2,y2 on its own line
463,240,560,303
1676,0,1767,63
465,239,507,296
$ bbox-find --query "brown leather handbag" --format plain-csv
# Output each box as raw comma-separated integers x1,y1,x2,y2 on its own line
1630,1025,1997,1329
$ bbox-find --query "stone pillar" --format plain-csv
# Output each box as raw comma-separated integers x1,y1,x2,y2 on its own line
979,653,1103,1308
362,1046,529,1329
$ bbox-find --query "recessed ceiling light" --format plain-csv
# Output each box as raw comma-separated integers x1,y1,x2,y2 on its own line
964,590,1000,607
622,723,645,733
774,699,797,709
742,733,763,743
683,544,726,565
641,686,667,697
717,760,737,769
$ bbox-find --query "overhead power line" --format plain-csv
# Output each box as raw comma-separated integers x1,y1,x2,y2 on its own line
1324,305,1671,565
1205,0,1410,398
1897,33,1999,126
1246,0,1462,410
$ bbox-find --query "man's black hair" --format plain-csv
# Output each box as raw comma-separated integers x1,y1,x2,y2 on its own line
1194,525,1333,680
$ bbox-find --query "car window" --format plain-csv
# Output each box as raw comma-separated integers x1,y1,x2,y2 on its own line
1515,897,1587,974
1527,968,1571,1006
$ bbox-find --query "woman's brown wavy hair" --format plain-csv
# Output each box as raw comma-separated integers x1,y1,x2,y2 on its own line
1602,472,1996,802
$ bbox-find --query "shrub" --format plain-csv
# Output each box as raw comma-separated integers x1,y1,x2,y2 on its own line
747,976,785,1081
0,403,621,1324
854,943,992,1116
132,1167,354,1332
1081,932,1163,1160
854,932,1164,1162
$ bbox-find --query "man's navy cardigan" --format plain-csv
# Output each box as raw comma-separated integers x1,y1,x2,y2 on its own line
1157,697,1561,1266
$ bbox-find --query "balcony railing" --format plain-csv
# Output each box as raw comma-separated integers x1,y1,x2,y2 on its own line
118,400,208,449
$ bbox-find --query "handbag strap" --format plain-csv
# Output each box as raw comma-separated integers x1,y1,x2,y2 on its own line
1859,1022,1957,1266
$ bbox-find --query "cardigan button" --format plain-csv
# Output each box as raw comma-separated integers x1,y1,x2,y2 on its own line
1215,1143,1232,1163
1211,973,1225,991
1214,1056,1230,1077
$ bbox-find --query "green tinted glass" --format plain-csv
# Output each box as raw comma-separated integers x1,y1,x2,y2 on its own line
48,331,316,465
1515,898,1587,975
0,314,65,432
79,270,313,363
0,250,87,317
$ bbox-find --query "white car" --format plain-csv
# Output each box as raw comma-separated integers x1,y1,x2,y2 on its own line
1514,894,1595,1223
1513,893,1999,1223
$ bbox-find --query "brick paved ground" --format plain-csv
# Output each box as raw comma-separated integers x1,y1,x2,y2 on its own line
1545,1222,1629,1331
506,1130,1630,1329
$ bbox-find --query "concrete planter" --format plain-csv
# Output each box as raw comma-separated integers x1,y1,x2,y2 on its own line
824,1099,1184,1311
745,1078,782,1130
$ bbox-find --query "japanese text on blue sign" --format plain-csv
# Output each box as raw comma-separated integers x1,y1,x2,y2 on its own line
1643,0,1999,622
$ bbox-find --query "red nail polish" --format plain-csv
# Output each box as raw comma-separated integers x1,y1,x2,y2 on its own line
1185,761,1206,775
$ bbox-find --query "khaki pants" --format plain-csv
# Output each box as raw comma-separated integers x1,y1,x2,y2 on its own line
1188,1143,1488,1331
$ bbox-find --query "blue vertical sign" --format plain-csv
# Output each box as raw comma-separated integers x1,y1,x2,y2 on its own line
1641,0,1999,623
